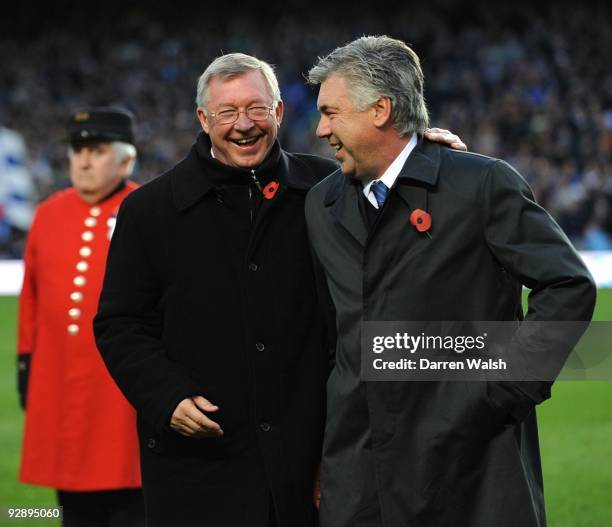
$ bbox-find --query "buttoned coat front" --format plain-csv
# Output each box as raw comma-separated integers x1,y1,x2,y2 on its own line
94,137,337,527
18,183,141,491
305,138,596,527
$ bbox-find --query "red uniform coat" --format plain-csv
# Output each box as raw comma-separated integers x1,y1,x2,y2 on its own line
18,182,141,490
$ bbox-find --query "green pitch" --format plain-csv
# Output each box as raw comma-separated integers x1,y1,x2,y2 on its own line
0,292,611,526
534,288,612,526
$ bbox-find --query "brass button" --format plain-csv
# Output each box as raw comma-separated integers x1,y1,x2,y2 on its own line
89,206,102,217
68,308,81,319
73,276,86,287
76,261,89,272
84,217,97,228
70,291,84,303
67,324,79,336
79,246,92,258
81,231,94,242
107,217,116,228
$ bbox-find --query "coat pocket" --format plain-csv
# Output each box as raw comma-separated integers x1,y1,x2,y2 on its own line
463,381,510,439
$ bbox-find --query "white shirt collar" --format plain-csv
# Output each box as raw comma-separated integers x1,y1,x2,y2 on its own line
362,133,417,209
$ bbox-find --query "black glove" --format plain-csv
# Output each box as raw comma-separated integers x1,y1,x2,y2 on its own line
17,354,31,410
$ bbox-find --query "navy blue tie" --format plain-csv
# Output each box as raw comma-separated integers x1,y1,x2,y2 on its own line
371,180,389,209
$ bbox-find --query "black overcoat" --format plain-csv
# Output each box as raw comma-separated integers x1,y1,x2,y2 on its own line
94,135,337,527
305,138,596,527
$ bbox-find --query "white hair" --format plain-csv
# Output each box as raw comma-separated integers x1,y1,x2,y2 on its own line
195,52,281,110
110,142,137,176
68,141,137,176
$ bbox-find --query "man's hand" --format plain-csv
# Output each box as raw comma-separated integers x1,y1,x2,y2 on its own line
424,127,467,151
170,396,224,438
313,464,321,510
17,354,31,410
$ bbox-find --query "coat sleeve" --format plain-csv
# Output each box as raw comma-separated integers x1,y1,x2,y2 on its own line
17,209,39,409
480,159,597,422
94,198,200,434
309,238,337,372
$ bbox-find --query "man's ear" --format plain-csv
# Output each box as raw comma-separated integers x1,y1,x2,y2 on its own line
371,96,393,129
196,107,210,134
275,99,284,126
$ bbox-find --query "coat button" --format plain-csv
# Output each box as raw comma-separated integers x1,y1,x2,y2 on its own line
255,342,265,352
81,231,94,242
260,423,271,432
79,246,92,258
89,206,102,217
216,193,224,204
70,291,84,303
73,276,86,287
84,217,97,228
147,438,156,449
248,263,258,272
76,261,89,272
67,324,79,336
68,307,81,320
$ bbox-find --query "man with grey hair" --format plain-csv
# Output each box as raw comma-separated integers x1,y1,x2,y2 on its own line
94,52,466,526
18,107,144,526
305,36,595,527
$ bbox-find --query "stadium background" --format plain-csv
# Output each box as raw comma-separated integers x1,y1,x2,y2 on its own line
1,0,611,525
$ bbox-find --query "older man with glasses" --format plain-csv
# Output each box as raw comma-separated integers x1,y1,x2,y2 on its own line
94,52,465,527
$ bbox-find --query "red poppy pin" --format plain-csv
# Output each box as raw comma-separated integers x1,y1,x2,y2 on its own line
262,180,280,200
409,209,432,238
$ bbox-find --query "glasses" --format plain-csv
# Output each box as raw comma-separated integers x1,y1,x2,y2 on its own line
209,106,274,125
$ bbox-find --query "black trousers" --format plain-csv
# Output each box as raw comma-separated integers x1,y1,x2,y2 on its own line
269,493,278,527
57,489,145,527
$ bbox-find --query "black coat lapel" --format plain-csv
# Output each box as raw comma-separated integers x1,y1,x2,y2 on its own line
394,137,441,217
325,174,368,248
395,183,429,215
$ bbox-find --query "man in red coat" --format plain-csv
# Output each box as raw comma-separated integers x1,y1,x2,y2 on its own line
17,108,144,527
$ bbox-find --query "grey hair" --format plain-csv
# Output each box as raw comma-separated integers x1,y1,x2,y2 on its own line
308,35,429,137
111,141,137,176
68,141,137,176
195,53,281,109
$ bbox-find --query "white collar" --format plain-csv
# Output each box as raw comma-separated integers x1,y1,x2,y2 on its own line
362,133,417,209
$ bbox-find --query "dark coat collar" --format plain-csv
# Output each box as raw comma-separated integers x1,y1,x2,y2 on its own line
171,132,312,212
396,135,441,186
321,135,442,248
170,145,214,212
323,135,441,206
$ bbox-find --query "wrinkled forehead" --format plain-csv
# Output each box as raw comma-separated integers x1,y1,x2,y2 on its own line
316,73,353,110
208,70,275,106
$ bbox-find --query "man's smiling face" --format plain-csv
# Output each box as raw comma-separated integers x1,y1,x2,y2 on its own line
315,74,380,179
197,69,283,169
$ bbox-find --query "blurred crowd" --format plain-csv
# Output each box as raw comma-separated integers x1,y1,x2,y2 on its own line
1,1,611,256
